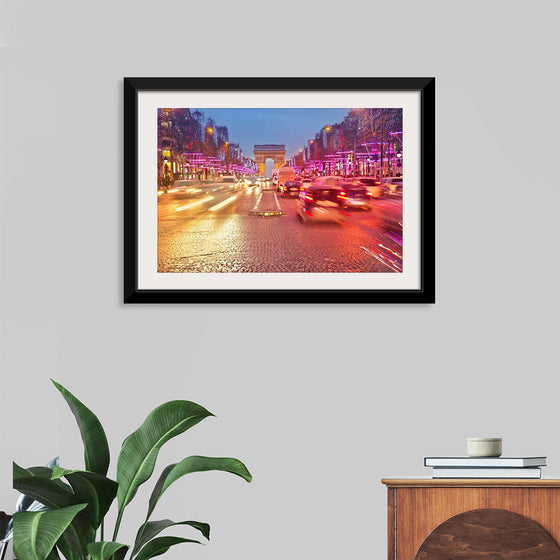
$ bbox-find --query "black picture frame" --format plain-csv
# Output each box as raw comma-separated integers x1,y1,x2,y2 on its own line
124,77,435,304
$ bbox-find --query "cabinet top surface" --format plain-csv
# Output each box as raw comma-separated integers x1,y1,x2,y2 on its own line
382,478,560,488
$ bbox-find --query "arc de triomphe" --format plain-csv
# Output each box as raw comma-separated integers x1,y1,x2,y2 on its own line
253,144,286,175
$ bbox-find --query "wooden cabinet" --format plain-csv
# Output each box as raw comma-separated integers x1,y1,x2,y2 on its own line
382,479,560,559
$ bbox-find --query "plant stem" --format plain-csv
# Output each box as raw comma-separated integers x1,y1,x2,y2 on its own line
112,510,124,541
136,519,149,547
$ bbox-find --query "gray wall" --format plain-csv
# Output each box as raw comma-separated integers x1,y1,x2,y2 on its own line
2,1,559,559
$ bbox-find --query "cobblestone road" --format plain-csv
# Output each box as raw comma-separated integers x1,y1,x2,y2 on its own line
158,183,402,273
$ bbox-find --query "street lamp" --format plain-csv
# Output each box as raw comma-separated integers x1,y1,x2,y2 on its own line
396,152,402,176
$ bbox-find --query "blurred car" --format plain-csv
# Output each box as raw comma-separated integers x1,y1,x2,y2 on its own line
369,199,403,233
235,179,249,189
296,184,348,224
220,174,238,184
311,175,347,188
337,183,372,210
300,178,313,189
277,167,296,188
380,177,403,195
352,177,387,198
280,180,301,197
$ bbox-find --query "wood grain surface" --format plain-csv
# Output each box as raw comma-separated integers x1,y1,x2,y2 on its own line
384,484,560,559
387,488,395,560
382,479,560,488
414,508,560,559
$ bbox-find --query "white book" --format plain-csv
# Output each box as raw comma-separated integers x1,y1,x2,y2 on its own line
424,456,546,468
432,467,542,479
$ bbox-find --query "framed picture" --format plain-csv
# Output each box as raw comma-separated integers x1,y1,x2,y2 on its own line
124,77,434,304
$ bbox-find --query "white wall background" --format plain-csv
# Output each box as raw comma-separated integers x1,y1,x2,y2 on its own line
1,1,559,559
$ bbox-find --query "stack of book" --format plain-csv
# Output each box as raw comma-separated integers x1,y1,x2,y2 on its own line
424,456,547,478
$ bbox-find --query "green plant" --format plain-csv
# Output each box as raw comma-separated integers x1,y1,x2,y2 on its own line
2,458,57,560
13,380,252,560
1,512,12,560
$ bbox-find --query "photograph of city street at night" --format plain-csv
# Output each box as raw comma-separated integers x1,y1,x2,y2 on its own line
157,107,403,274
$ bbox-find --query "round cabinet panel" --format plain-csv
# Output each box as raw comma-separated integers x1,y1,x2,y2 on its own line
414,508,560,559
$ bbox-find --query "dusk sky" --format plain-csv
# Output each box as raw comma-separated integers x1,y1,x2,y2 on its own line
198,108,352,161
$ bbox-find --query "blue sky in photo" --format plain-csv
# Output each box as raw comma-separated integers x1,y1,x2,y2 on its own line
199,108,351,160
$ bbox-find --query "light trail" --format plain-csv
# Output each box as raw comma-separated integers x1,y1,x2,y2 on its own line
360,245,402,272
175,196,214,212
378,242,402,261
208,194,238,212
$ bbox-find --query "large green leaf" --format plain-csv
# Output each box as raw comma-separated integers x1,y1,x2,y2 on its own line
134,536,201,560
14,465,91,556
13,503,87,560
87,541,129,560
23,466,72,494
132,519,210,556
16,458,64,504
53,536,74,560
45,547,61,560
51,466,118,530
146,456,252,521
52,380,110,476
14,465,77,510
0,511,12,540
7,461,61,551
115,401,213,516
